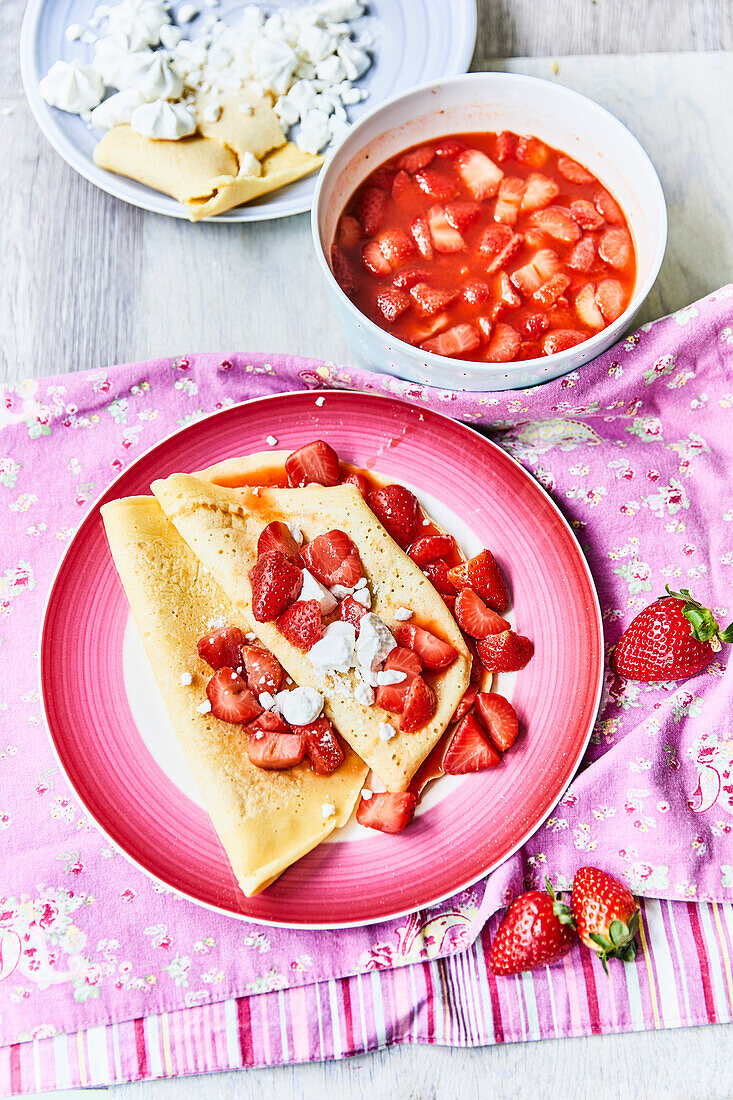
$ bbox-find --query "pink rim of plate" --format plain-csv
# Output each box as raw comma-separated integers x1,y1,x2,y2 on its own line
40,389,603,928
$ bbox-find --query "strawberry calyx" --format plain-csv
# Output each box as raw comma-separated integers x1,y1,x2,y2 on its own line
587,911,640,972
665,586,733,651
545,877,575,926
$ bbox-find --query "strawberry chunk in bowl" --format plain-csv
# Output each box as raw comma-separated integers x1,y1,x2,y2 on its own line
313,72,666,390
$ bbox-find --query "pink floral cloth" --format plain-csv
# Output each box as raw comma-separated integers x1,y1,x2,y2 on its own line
0,287,731,1047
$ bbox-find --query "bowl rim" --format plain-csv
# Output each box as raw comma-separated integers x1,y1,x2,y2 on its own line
311,70,668,379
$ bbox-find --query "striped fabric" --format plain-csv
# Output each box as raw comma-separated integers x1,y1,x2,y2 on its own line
2,897,732,1094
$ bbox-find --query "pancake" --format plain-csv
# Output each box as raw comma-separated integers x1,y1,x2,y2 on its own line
151,473,472,791
101,495,367,897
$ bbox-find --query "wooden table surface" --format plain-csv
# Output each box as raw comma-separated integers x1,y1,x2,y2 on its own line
2,1,733,1097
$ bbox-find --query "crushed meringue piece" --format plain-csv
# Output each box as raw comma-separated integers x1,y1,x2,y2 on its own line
275,685,323,725
179,672,193,686
266,435,278,446
378,721,397,742
394,606,413,621
308,620,356,674
258,691,276,709
177,2,199,23
354,576,368,589
360,787,373,799
65,23,84,42
330,583,354,599
287,524,304,545
353,680,375,706
356,613,397,685
315,396,326,406
352,587,371,608
322,802,336,818
196,699,212,714
130,98,196,138
300,568,338,614
376,669,406,686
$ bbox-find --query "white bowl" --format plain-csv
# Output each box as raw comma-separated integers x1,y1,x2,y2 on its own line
311,72,667,391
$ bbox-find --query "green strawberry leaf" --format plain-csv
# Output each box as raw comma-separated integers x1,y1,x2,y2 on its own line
609,920,629,946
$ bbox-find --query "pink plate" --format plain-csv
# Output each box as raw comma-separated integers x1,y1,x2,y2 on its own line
41,390,603,928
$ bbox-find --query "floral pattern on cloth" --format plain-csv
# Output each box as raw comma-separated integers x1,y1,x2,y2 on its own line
0,288,730,1045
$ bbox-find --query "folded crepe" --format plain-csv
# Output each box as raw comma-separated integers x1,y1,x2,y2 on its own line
101,494,367,897
151,473,472,792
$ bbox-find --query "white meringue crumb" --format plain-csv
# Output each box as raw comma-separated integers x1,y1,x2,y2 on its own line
394,607,413,621
422,518,430,526
238,102,255,114
330,583,354,599
251,486,260,496
202,101,221,122
179,672,193,686
376,669,406,686
354,577,368,590
300,568,338,615
353,680,375,707
197,700,212,714
245,632,257,642
178,3,199,23
230,670,238,680
275,686,323,725
259,691,276,709
287,524,304,545
322,802,336,818
308,621,356,674
353,587,371,608
65,23,84,41
240,150,262,176
315,396,326,406
266,435,278,446
360,787,373,800
378,722,397,742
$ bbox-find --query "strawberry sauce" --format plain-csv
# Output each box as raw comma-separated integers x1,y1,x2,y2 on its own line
331,131,636,362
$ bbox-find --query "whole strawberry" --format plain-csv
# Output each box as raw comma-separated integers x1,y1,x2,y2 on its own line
488,885,575,975
612,586,732,682
569,866,639,973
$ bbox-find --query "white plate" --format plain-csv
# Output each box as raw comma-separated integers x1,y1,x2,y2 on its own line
20,0,477,222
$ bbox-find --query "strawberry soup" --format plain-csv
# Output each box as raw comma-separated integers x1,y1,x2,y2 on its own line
330,131,636,363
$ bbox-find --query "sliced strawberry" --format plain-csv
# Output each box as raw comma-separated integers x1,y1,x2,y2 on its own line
542,329,586,355
520,172,559,213
376,286,410,322
569,199,604,230
242,644,284,695
474,692,519,752
567,234,596,272
517,311,549,338
294,717,344,775
339,593,369,632
453,664,481,722
462,279,492,306
530,206,581,244
393,267,431,290
407,533,454,566
574,282,605,330
285,440,341,488
355,186,389,235
249,551,303,622
339,470,370,497
400,675,438,731
257,520,300,561
493,176,525,225
442,593,456,612
510,249,560,295
444,200,482,233
477,225,521,271
391,169,419,204
385,645,423,679
356,791,417,833
477,315,493,340
397,145,434,173
362,240,391,276
423,558,457,594
497,271,521,308
598,227,632,269
533,273,571,308
516,136,548,167
448,549,509,612
337,215,362,247
557,156,595,184
434,137,466,159
371,164,398,191
426,205,466,253
206,667,263,724
456,148,503,199
594,189,624,225
276,599,322,650
484,322,521,362
367,484,421,547
394,623,458,670
595,278,626,322
375,679,410,714
414,166,458,202
407,312,451,345
247,709,289,736
454,587,510,638
408,215,434,260
422,323,480,358
299,530,363,586
495,131,517,162
409,281,459,317
443,712,500,773
247,727,307,770
330,244,356,296
377,228,414,267
476,630,534,672
197,626,244,671
518,340,541,360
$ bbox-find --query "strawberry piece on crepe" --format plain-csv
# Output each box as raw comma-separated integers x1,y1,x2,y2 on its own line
197,626,244,670
285,440,341,488
448,549,509,612
249,551,303,623
356,791,417,834
443,712,500,773
206,668,263,724
299,530,363,586
394,623,457,670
